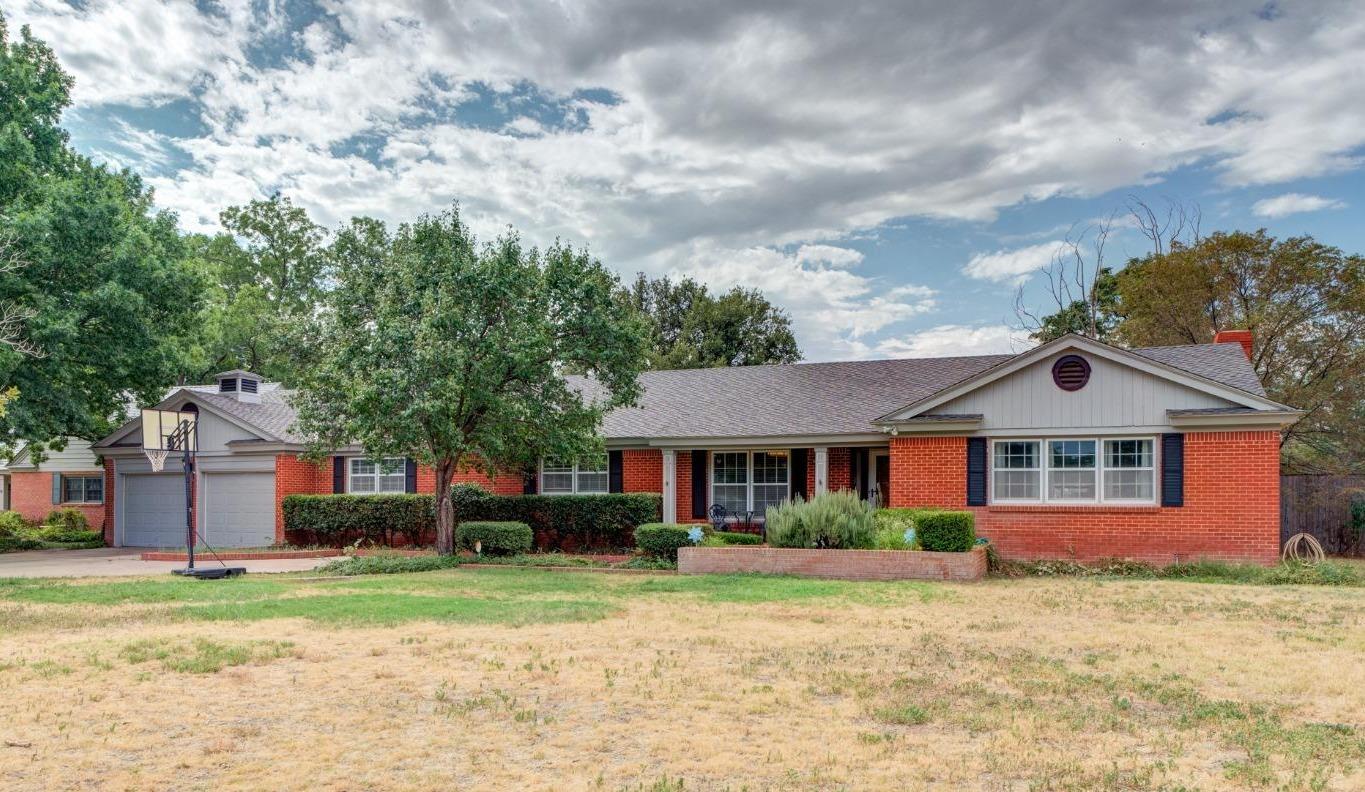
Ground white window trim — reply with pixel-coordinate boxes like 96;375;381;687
709;449;792;514
61;474;105;505
539;457;610;495
347;456;408;494
990;437;1158;506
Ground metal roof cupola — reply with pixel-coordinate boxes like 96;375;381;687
214;370;263;404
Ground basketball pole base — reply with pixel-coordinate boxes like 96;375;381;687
174;567;247;579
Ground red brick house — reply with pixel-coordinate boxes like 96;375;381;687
92;332;1298;564
0;438;107;530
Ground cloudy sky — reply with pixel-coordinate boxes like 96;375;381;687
6;0;1365;360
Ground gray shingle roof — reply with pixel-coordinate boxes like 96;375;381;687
1130;343;1266;397
109;341;1270;446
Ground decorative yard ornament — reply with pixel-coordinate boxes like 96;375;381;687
474;540;483;557
903;528;916;548
688;527;704;545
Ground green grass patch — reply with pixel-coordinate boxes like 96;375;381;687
994;558;1364;586
178;592;616;627
119;637;297;673
628;573;941;604
0;576;292;604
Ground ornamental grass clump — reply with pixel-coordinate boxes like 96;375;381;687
765;491;875;549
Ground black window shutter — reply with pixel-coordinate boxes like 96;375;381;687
52;473;63;504
332;457;345;493
608;450;624;493
404;458;418;493
966;437;987;506
523;466;538;495
791;448;809;500
691;451;707;519
1161;433;1184;507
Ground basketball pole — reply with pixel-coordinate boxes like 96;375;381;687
180;420;196;573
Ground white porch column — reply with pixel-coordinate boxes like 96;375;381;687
814;446;828;495
662;449;676;523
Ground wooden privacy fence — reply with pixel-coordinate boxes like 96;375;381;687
1280;475;1365;556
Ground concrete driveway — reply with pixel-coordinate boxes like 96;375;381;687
0;548;331;578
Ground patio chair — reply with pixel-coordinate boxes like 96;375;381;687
708;503;730;534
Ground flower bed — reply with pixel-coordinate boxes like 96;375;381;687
677;545;987;581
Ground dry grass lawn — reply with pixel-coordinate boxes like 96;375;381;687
1;568;1362;791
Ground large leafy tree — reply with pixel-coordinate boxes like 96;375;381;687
293;208;648;554
1113;231;1365;472
0;13;202;456
626;274;801;368
180;194;328;383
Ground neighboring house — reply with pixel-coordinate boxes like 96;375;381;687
94;332;1299;564
0;438;108;529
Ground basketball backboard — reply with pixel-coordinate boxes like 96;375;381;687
141;408;198;453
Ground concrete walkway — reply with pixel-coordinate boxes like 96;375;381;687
0;548;331;578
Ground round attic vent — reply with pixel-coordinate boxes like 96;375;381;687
1051;354;1091;391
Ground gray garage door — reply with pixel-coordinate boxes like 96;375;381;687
122;474;188;547
202;472;276;548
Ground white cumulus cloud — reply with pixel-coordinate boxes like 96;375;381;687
962;241;1068;284
1251;193;1346;218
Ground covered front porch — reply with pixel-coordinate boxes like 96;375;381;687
654;444;893;529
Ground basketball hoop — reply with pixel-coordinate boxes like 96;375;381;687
145;448;169;472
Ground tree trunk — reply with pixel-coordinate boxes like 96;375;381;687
434;458;457;555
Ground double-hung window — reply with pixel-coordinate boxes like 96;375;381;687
349;457;406;494
540;456;609;495
1102;439;1155;501
711;451;790;514
991;438;1156;504
62;475;104;504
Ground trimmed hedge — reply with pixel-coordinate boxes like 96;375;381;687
283;488;661;552
916;511;975;552
454;486;660;552
634;523;694;560
282;494;434;547
455;521;532;556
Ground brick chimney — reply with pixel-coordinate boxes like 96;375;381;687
1213;329;1253;361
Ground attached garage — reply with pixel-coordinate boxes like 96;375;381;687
200;472;276;548
121;474;189;548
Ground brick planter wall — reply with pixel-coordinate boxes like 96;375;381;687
678;545;987;581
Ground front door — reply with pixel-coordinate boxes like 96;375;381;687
872;451;890;507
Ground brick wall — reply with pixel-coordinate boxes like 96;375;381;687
675;451;692;521
888;436;966;508
887;431;1281;565
275;454;330;543
103;459;115;544
623;449;663;493
449;466;525;495
828;447;851;491
8;470;107;530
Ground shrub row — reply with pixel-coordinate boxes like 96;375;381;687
0;509;103;551
283;487;660;552
452;485;660;552
282;494;433;547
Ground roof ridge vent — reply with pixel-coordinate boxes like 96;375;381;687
214;369;263;403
